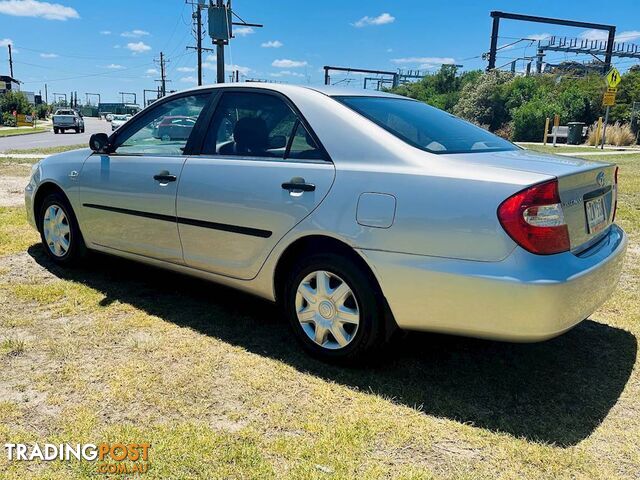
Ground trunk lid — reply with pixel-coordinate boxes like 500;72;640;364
444;149;617;252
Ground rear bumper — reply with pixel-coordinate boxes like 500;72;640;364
359;224;627;342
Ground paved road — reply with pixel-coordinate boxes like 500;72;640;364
0;117;111;152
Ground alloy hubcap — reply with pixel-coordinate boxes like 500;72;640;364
295;270;360;350
43;204;71;257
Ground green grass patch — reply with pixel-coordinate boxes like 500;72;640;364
0;127;48;138
5;144;86;155
521;143;639;154
0;207;38;256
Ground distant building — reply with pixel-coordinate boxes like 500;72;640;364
0;75;20;94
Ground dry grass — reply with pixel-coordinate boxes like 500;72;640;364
0;149;638;479
587;122;637;146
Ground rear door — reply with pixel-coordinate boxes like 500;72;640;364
77;91;212;263
177;89;335;280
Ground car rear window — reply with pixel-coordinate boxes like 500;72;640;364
335;96;518;155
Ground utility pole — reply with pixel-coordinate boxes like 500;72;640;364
186;1;215;86
155;52;168;97
7;44;13;78
44;84;48;104
206;0;263;83
215;0;225;84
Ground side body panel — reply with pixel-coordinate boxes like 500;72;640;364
176;157;335;279
77;154;186;263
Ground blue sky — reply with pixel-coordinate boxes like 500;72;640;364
1;0;639;103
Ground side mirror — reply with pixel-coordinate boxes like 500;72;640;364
269;135;287;149
89;133;109;153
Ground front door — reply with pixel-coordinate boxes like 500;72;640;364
78;92;211;263
177;90;336;280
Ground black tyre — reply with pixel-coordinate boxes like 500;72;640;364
75;127;80;133
283;252;386;362
53;128;58;134
38;192;86;265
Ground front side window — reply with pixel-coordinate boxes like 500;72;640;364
114;93;210;156
202;92;310;159
336;96;518;155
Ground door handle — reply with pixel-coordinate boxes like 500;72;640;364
282;177;315;192
153;171;177;183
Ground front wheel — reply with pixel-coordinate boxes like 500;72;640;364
283;252;386;362
38;192;86;265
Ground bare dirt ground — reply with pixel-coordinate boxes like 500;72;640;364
0;174;28;207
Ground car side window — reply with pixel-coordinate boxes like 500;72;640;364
202;92;298;158
114;93;210;156
287;121;324;160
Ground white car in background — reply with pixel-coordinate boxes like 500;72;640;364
111;114;132;131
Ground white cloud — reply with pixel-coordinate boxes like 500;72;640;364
270;70;304;78
579;29;640;43
100;30;111;35
233;26;254;37
0;0;79;20
391;56;456;68
272;59;307;68
126;41;151;53
180;76;197;83
617;30;640;41
145;68;158;75
0;38;13;47
526;33;551;41
261;40;283;48
39;52;58;58
226;64;251;76
121;29;150;38
177;66;195;72
202;59;250;76
353;12;395;28
105;64;125;70
579;29;608;41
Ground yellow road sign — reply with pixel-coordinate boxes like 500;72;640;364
606;67;621;88
603;90;616;106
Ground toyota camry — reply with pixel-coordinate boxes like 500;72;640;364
24;84;627;361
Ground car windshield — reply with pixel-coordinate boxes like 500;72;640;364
335;96;518;155
55;110;74;115
113;115;127;121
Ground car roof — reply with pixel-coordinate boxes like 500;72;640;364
164;82;408;101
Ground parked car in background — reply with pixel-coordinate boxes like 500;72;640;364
100;112;113;121
152;115;197;141
52;109;84;134
105;113;114;122
25;84;627;362
111;114;132;131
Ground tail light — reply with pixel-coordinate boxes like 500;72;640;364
612;166;619;221
498;179;570;255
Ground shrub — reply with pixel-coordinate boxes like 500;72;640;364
607;122;636;146
0;91;31;115
511;97;560;142
454;71;514;131
1;112;16;127
586;122;636;146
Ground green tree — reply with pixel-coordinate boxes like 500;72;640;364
0;91;31;115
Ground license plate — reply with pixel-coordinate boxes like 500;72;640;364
585;196;607;234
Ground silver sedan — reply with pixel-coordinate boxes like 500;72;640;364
24;84;627;362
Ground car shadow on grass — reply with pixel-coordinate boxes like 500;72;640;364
28;246;637;447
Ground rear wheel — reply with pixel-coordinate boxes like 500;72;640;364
283;252;386;362
53;127;58;134
75;127;80;133
38;192;85;265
